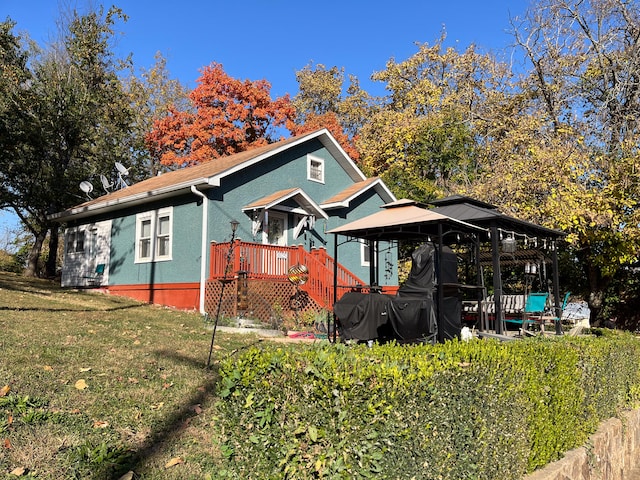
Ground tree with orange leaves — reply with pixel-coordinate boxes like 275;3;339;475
146;63;296;167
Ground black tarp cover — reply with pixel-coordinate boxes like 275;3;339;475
397;243;435;296
334;242;461;343
333;292;393;341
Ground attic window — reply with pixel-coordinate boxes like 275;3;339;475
307;155;324;183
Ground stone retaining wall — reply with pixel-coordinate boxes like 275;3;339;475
524;408;640;480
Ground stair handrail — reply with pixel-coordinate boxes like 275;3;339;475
209;241;366;307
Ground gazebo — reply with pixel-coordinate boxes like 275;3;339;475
328;197;566;343
430;196;566;335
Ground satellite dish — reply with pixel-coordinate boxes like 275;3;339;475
99;174;113;192
115;162;129;176
114;162;129;189
79;181;94;194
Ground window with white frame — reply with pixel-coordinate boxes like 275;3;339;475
135;207;173;263
307;155;324;183
66;229;85;254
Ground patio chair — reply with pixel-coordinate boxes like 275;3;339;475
520;292;549;335
83;263;106;286
543;291;571;334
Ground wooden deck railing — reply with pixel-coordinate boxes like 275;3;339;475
209;241;368;307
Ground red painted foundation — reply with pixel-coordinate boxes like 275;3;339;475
106;282;201;311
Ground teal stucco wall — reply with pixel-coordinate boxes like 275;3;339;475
89;138;397;288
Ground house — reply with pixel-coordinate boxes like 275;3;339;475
49;129;397;319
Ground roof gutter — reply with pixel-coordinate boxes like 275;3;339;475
49;178;211;223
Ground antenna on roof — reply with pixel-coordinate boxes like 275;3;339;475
79;180;94;199
99;174;113;193
114;162;129;189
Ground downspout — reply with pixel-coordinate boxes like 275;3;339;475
191;185;208;314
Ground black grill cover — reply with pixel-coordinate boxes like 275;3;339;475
333;292;393;341
439;296;462;341
397;243;435;297
334;243;462;344
388;297;436;343
438;246;459;285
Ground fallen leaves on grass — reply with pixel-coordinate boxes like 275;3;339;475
43;365;53;371
93;420;109;428
74;379;88;390
10;467;25;476
0;385;10;396
165;457;183;468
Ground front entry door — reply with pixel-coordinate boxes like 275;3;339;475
265;211;287;246
262;211;287;275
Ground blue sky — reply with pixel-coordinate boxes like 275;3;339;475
0;0;531;238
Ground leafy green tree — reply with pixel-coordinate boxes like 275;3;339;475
0;7;136;277
479;0;640;324
356;37;504;201
125;52;190;177
292;63;375;159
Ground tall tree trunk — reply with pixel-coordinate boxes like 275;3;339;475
45;226;59;278
24;228;47;277
585;263;610;328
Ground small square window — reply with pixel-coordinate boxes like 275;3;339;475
307;155;324;183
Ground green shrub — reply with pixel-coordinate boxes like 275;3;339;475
213;332;640;479
0;250;23;273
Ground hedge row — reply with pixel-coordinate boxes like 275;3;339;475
213;330;640;479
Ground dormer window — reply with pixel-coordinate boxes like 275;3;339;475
307;155;324;184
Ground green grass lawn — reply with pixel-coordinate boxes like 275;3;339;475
0;271;268;479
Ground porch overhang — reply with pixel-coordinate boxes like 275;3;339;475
242;188;328;220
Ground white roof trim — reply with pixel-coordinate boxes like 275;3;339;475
49;178;210;222
321;178;396;210
242;188;328;219
49;129;367;222
208;128;366;186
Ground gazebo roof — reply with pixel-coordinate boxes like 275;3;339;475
429;195;565;239
327;200;485;241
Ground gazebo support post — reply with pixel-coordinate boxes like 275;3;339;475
490;224;504;334
436;223;445;343
475;234;485;330
552;240;562;335
368;240;377;288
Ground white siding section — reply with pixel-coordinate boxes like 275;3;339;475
61;220;112;287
